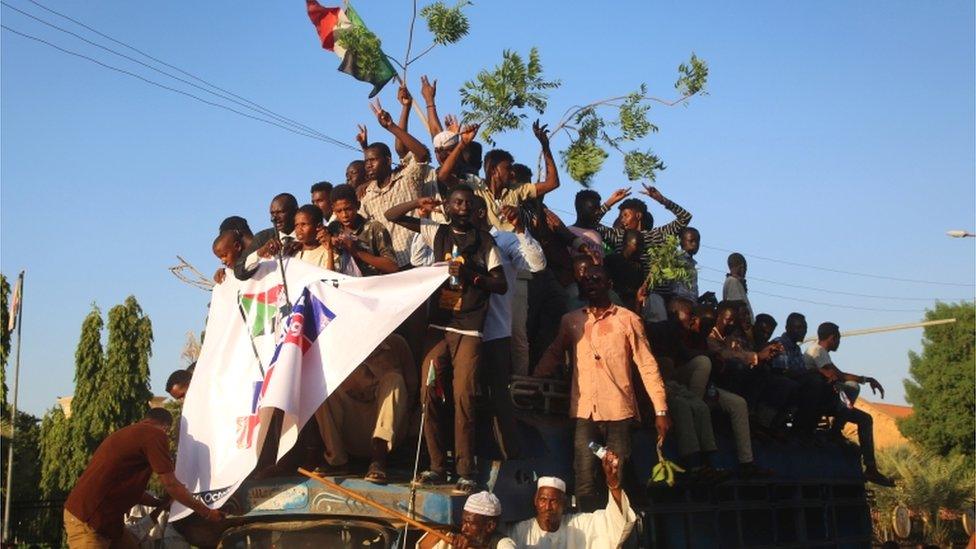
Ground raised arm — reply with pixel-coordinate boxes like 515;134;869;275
420;75;443;138
532;120;560;196
370;99;429;163
437;124;479;188
384;197;440;233
393;86;412;159
641;185;691;237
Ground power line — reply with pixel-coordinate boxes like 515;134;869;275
24;0;311;128
1;24;356;148
698;265;973;302
1;1;358;151
699;277;927;313
700;244;974;287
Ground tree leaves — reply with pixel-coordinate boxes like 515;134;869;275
675;52;709;98
644;234;693;288
618;84;656;141
459;47;561;144
420;1;471;46
899;302;975;465
335;25;386;81
624;149;666;182
561;139;608;187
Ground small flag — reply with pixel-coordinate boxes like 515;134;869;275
306;0;396;98
239;285;284;338
426;360;445;402
7;272;22;332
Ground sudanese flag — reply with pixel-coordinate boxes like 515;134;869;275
306;0;396;98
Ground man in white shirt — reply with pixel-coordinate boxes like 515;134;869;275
722;252;753;323
804;322;894;487
471;196;546;460
507;450;637;548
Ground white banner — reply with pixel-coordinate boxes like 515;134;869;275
171;258;446;520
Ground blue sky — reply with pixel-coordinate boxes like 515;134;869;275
2;0;973;417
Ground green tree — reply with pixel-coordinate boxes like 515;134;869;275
0;273;10;409
39;406;72;498
63;304;105;483
872;445;974;546
899;302;975;462
99;296;154;432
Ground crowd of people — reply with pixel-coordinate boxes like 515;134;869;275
66;77;895;548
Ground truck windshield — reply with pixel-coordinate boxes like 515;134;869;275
218;519;394;549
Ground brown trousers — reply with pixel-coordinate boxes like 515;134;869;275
420;328;480;478
64;510;139;549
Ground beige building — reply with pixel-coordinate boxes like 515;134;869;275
842;399;913;449
56;395;169;419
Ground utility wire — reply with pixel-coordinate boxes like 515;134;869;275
1;24;356;148
25;0;310;129
699;277;927;313
700;244;975;287
2;1;358;151
698;265;972;302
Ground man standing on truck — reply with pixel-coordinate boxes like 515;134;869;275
418;491;515;549
507;449;637;548
63;408;223;548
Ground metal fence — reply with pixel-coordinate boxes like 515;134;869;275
4;499;65;548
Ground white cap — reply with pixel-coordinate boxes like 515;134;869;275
463;491;502;517
433;131;459;150
537;476;566;493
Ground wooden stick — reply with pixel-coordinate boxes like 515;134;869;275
298;468;454;545
801;318;957;343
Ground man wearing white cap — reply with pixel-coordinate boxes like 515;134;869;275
507;450;637;548
418;491;516;549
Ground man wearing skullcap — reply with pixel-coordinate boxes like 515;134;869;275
506;450;637;548
417;491;516;549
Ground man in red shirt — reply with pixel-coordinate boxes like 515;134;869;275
63;408;223;548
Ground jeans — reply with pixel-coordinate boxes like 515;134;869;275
574;418;632;513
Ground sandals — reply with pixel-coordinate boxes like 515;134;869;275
452;478;478;496
364;462;388;485
415;470;447;486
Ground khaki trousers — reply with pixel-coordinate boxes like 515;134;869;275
315;371;408;466
674;355;754;464
64;510;139;549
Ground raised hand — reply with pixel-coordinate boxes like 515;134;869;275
459;123;480;145
606;187;632;207
420;75;437;104
602;450;622;490
640;184;665;203
369;99;393;129
356;124;369;150
397;85;413;107
417;197;442;215
532;119;550;148
444;114;460;134
213;268;226;284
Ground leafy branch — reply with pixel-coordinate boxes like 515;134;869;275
644;234;694;288
459;47;561;144
549;53;709;186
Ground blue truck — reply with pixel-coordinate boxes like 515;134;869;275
174;376;873;548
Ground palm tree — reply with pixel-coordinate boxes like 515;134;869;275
872;445;974;546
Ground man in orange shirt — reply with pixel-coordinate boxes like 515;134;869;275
535;263;671;512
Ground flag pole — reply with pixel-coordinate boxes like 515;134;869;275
2;271;25;543
403;360;436;548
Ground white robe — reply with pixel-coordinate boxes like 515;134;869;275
506;492;637;548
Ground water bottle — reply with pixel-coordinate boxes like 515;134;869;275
588;442;607;459
449;244;461;287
